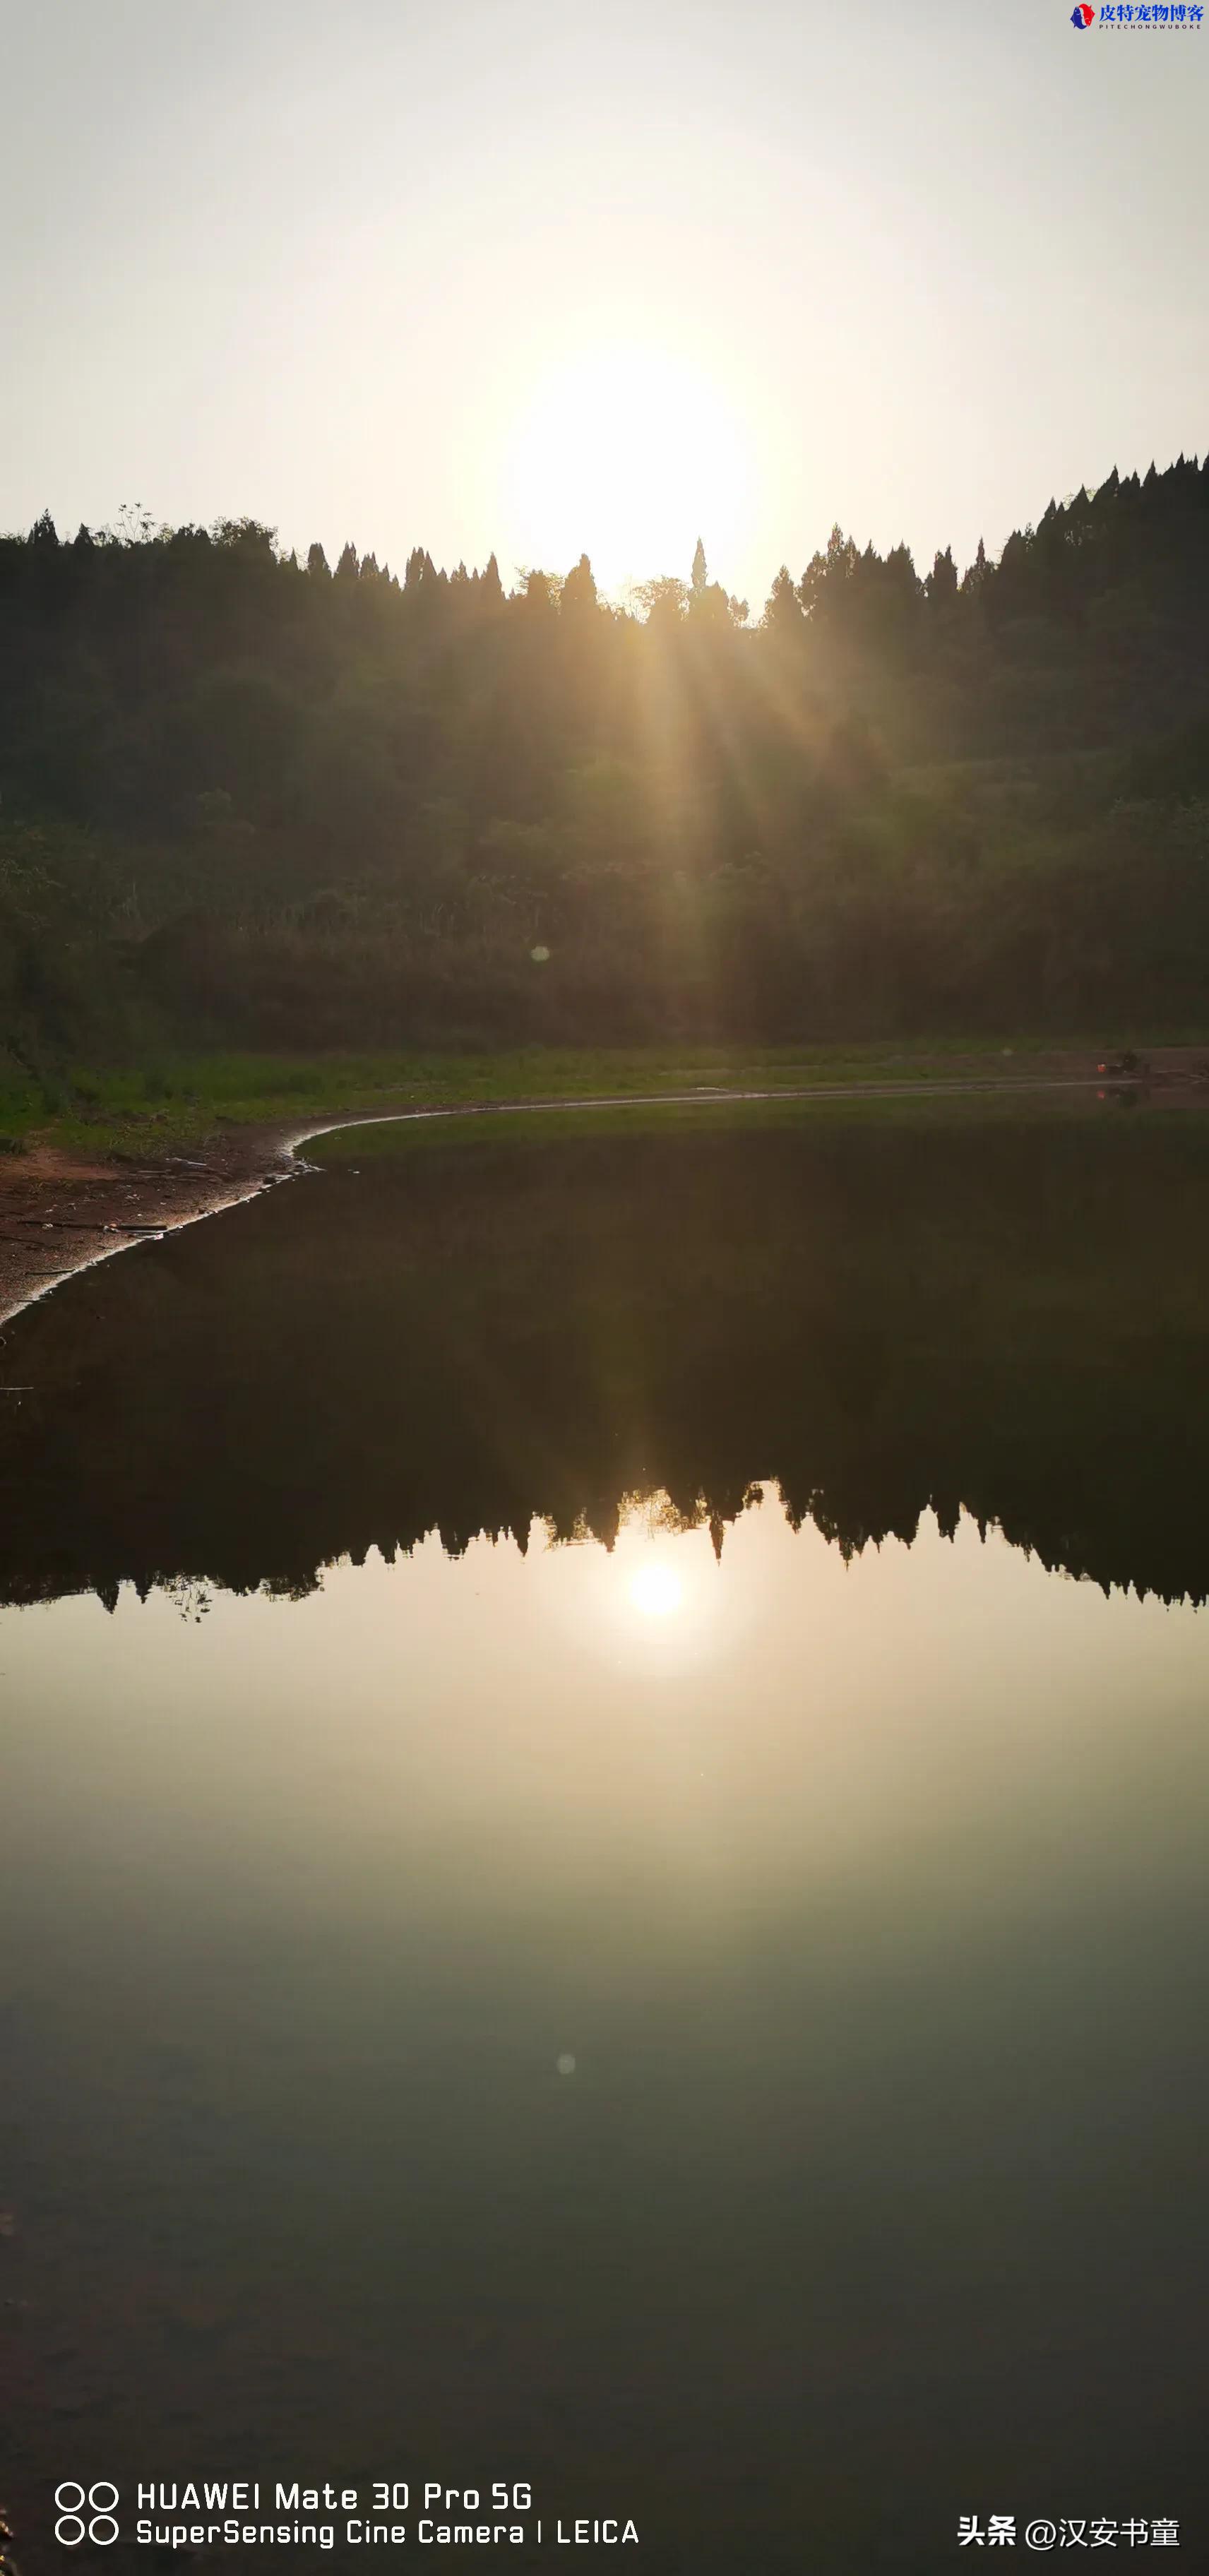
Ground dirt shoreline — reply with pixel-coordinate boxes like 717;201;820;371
2;1057;1206;1335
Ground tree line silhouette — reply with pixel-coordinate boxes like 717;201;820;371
4;452;1209;1061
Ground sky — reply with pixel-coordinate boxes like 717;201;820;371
2;0;1206;607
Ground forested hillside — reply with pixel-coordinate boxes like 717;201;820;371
4;453;1209;1066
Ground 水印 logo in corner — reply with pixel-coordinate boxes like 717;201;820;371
54;2483;119;2548
1078;3;1205;23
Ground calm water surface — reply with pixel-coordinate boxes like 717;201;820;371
1;1114;1207;2572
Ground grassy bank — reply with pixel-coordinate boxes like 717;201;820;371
0;1034;1177;1159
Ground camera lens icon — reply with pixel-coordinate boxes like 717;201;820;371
54;2482;119;2546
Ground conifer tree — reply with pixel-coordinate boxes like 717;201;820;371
926;547;958;609
962;537;989;593
561;554;597;618
763;566;803;632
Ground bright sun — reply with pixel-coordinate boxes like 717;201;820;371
502;342;751;598
628;1561;684;1619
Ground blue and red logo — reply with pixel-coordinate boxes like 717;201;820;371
1071;3;1095;20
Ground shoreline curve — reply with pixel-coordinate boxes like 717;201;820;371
0;1071;1162;1340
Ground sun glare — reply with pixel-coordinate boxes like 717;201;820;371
628;1561;685;1619
502;342;751;597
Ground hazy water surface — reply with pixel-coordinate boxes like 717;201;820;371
1;1114;1207;2572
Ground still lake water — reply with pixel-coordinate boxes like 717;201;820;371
1;1111;1208;2572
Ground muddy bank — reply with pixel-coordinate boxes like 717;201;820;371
0;1124;295;1335
2;1057;1206;1334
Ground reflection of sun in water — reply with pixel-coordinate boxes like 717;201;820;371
628;1562;684;1619
537;1493;768;1673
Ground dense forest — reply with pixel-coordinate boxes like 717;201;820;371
3;452;1209;1063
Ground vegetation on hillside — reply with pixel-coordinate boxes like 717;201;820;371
3;454;1209;1072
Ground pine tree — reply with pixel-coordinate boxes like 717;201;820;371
926;547;958;609
961;537;989;594
561;554;597;619
763;566;804;633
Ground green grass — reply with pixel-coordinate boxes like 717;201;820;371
0;1034;1200;1159
314;1084;1209;1163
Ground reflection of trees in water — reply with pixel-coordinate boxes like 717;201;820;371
4;1121;1209;1611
